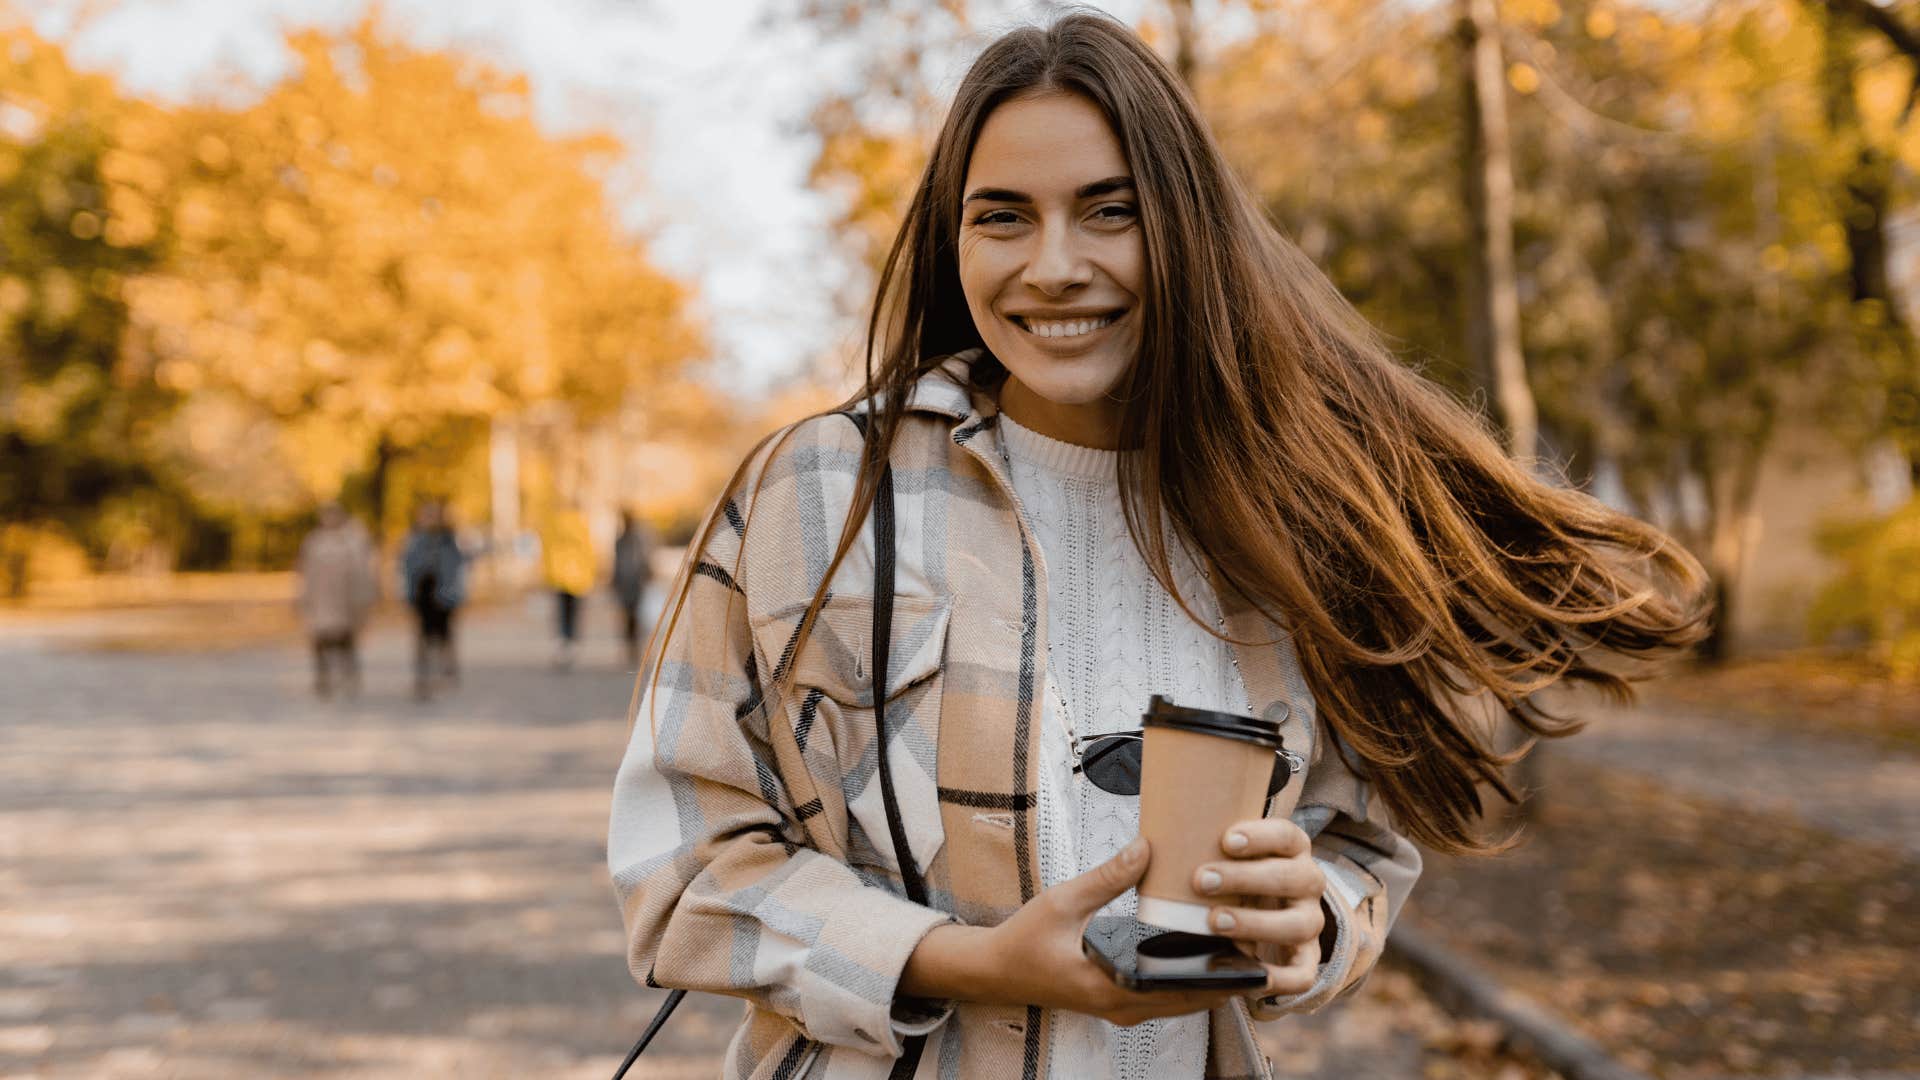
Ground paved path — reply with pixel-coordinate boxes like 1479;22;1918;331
1555;699;1920;857
1;601;1459;1079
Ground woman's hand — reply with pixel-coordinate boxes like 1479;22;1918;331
987;837;1247;1024
1190;818;1326;997
902;838;1242;1025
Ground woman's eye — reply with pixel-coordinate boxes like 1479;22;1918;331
1093;203;1138;223
972;209;1022;227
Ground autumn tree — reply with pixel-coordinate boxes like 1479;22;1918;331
130;16;702;544
1814;0;1920;484
1458;0;1539;460
0;26;179;593
776;0;989;313
1208;0;1865;659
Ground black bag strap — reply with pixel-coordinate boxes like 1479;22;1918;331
609;987;684;1079
863;412;931;1080
864;414;929;911
615;410;928;1079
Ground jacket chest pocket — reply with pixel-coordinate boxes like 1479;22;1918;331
764;592;951;882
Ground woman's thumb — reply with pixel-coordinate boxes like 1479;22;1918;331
1060;837;1149;916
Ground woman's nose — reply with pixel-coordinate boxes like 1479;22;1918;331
1021;220;1092;295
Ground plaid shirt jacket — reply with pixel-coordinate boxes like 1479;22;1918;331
609;353;1422;1080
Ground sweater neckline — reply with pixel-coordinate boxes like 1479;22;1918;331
998;412;1123;480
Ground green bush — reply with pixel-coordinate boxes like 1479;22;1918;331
1811;498;1920;681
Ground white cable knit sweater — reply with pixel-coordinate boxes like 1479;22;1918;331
998;413;1255;1080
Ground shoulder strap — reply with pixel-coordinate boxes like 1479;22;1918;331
847;412;933;1080
851;412;930;909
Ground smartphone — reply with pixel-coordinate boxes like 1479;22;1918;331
1081;915;1268;992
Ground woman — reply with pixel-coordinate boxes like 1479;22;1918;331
296;502;378;698
609;13;1705;1080
540;504;596;671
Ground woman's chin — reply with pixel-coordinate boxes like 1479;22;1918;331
1005;365;1128;407
992;345;1134;407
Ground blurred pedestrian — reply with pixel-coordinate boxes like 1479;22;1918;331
399;501;466;700
608;14;1710;1079
540;504;595;671
296;502;377;698
610;509;653;670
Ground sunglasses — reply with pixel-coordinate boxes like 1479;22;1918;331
1070;730;1305;799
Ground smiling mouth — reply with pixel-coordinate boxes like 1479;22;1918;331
1009;311;1123;340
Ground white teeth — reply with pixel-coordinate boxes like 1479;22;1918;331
1018;314;1117;339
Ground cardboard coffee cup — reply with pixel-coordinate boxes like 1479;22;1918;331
1135;695;1287;935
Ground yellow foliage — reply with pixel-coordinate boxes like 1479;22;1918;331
0;523;91;590
115;13;707;511
1813;500;1920;682
1504;0;1563;30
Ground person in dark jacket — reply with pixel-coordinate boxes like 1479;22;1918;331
399;501;467;701
610;509;653;670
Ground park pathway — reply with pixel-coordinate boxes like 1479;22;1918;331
1;600;1457;1079
1555;698;1920;858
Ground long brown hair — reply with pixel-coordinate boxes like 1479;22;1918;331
650;10;1708;855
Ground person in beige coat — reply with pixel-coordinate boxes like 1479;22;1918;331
297;502;378;698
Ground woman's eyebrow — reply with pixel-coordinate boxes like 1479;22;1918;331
1076;176;1134;198
963;186;1030;206
962;176;1136;206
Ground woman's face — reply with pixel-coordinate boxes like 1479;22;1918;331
958;90;1144;449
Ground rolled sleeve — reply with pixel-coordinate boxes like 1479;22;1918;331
1251;853;1385;1016
1247;804;1421;1020
799;886;957;1055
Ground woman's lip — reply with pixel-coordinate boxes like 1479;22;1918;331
1008;309;1126;326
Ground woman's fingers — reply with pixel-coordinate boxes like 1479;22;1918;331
1204;898;1324;943
1259;947;1320;997
1193;854;1323;903
1219;817;1310;859
1049;837;1149;921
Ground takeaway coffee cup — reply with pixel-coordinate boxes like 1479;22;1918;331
1134;695;1288;935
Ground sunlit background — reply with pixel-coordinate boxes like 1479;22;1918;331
3;1;1916;1078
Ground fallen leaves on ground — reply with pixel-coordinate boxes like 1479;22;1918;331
1411;755;1920;1077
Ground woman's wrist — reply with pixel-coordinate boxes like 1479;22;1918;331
899;923;1003;1003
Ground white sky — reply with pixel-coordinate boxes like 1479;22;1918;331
26;0;1150;394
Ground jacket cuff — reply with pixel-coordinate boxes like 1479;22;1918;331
889;996;957;1039
803;886;956;1057
1248;856;1371;1018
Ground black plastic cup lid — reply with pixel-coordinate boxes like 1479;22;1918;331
1141;695;1285;750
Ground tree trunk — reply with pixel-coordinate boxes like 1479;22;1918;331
1457;0;1539;462
1696;429;1770;663
1819;4;1920;482
1167;0;1199;91
3;546;27;600
369;433;397;545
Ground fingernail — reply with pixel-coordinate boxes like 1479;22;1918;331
1123;837;1146;865
1213;910;1236;931
1197;869;1222;894
1224;831;1248;852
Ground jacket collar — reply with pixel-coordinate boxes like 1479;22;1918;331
851;349;993;423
